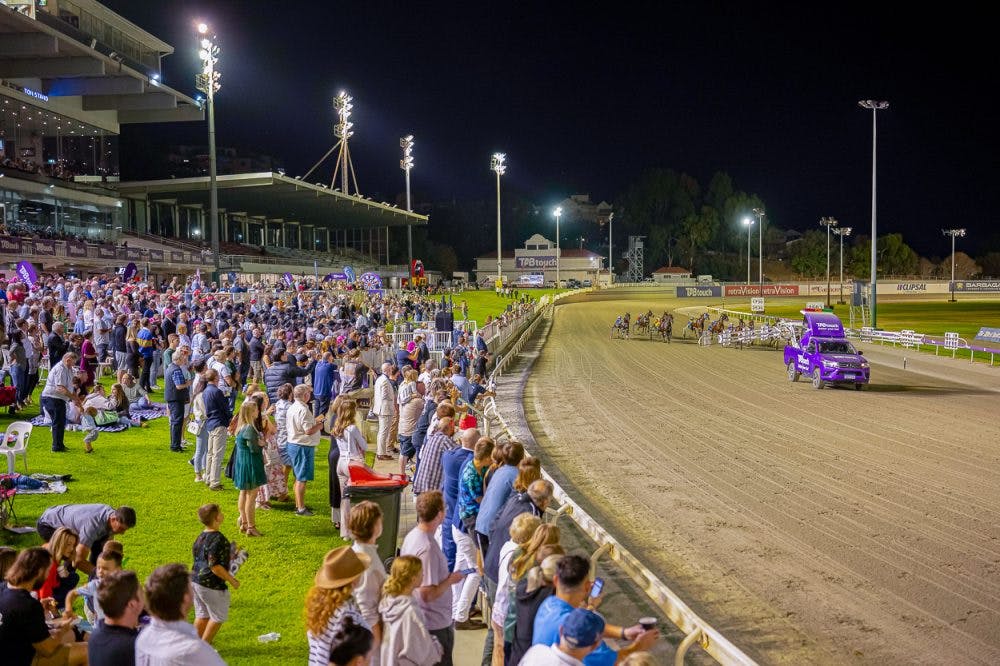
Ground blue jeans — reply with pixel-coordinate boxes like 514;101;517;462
194;425;209;473
11;365;27;404
41;397;67;451
167;400;185;450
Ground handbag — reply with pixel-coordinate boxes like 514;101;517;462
186;419;203;436
94;409;120;427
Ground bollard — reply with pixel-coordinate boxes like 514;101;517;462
903;357;907;370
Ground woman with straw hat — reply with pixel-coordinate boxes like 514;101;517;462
305;546;371;665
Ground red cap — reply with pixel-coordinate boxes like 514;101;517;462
459;414;477;430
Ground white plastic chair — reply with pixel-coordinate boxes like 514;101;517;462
2;421;32;475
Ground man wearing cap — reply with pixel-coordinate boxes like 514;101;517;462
306;545;370;664
531;555;658;666
520;608;606;666
36;504;136;576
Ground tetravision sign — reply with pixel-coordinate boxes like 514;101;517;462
723;284;799;297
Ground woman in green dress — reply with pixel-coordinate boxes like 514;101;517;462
233;399;266;537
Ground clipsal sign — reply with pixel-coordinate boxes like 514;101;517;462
516;256;557;269
896;282;927;291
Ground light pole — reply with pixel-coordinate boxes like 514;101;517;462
833;226;852;304
608;212;614;282
820;217;838;307
553;206;563;287
742;217;754;285
753;207;765;298
943;228;966;302
196;23;221;283
400;134;414;285
859;99;889;327
491;153;506;288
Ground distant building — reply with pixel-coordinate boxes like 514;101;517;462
475;233;604;284
165;145;283;178
553;194;613;227
651;266;692;283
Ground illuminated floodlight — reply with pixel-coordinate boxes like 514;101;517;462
197;23;208;34
491;152;506;176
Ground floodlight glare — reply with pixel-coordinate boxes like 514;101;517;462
491;152;507;176
197;23;208;34
492;152;507;284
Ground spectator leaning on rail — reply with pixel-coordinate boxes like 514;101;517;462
532;555;659;666
484;480;553;585
36;503;136;576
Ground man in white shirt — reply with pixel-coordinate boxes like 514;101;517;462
286;384;325;516
40;351;79;452
372;363;397;460
135;563;225;666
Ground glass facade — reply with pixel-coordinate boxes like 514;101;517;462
0;184;121;242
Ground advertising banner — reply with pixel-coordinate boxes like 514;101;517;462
66;241;88;258
126;247;142;260
343;266;356;283
516;255;557;269
0;235;22;253
16;260;38;287
802;282;850;296
974;327;1000;344
171;251;185;263
148;249;164;262
323;272;348;282
359;271;383;292
283;272;293;286
32;239;56;255
677;285;722;298
97;245;117;260
952;280;1000;293
723;284;799;297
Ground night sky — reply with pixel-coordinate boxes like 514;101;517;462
107;1;997;256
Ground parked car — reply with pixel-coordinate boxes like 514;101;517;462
582;279;592;287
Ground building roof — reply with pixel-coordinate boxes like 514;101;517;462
117;172;427;230
653;266;691;274
560;249;602;258
478;250;517;259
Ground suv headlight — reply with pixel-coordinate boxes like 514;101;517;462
822;360;839;368
860;361;869;368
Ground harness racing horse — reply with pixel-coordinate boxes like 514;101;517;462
634;310;653;338
685;312;709;339
611;315;630;340
655;312;673;342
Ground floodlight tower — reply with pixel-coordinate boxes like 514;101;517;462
491;153;506;287
742;217;754;285
859;99;889;326
608;212;614;281
753;207;765;297
553;206;563;287
195;22;221;281
943;228;967;302
331;91;360;195
833;226;852;304
400;135;414;281
820;217;838;306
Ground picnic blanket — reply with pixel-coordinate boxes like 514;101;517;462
29;402;166;431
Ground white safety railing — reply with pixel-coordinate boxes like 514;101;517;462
480;299;757;666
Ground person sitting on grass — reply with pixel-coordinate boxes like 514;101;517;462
135;563;225;665
87;570;143;666
190;503;241;645
0;547;88;666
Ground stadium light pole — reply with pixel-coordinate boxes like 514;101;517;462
820;217;838;307
859;99;888;327
833;226;852;304
553;206;563;287
753;207;765;299
742;217;754;285
196;22;221;283
400;134;414;284
943;228;966;302
608;212;614;282
491;153;506;288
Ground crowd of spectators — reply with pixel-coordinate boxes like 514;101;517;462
0;271;658;664
1;155;79;181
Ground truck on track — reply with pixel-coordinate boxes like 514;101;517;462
784;311;870;390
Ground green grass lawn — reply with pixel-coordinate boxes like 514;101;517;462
1;377;344;664
449;288;566;325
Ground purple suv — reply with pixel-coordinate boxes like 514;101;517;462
784;311;870;390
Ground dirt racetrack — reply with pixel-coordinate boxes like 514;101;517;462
523;292;1000;665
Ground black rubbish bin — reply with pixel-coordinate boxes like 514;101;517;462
345;464;409;566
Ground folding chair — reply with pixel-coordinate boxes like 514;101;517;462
0;474;16;527
2;421;32;475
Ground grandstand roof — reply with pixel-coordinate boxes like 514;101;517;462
0;3;202;132
117;172;428;230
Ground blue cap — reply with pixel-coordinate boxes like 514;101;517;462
561;608;606;648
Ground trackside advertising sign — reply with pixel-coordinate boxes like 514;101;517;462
516;256;557;269
974;327;1000;344
952;280;1000;293
677;286;722;297
724;284;799;297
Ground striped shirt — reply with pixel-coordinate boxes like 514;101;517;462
306;599;367;666
412;430;457;495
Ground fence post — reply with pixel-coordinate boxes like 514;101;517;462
674;628;704;666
